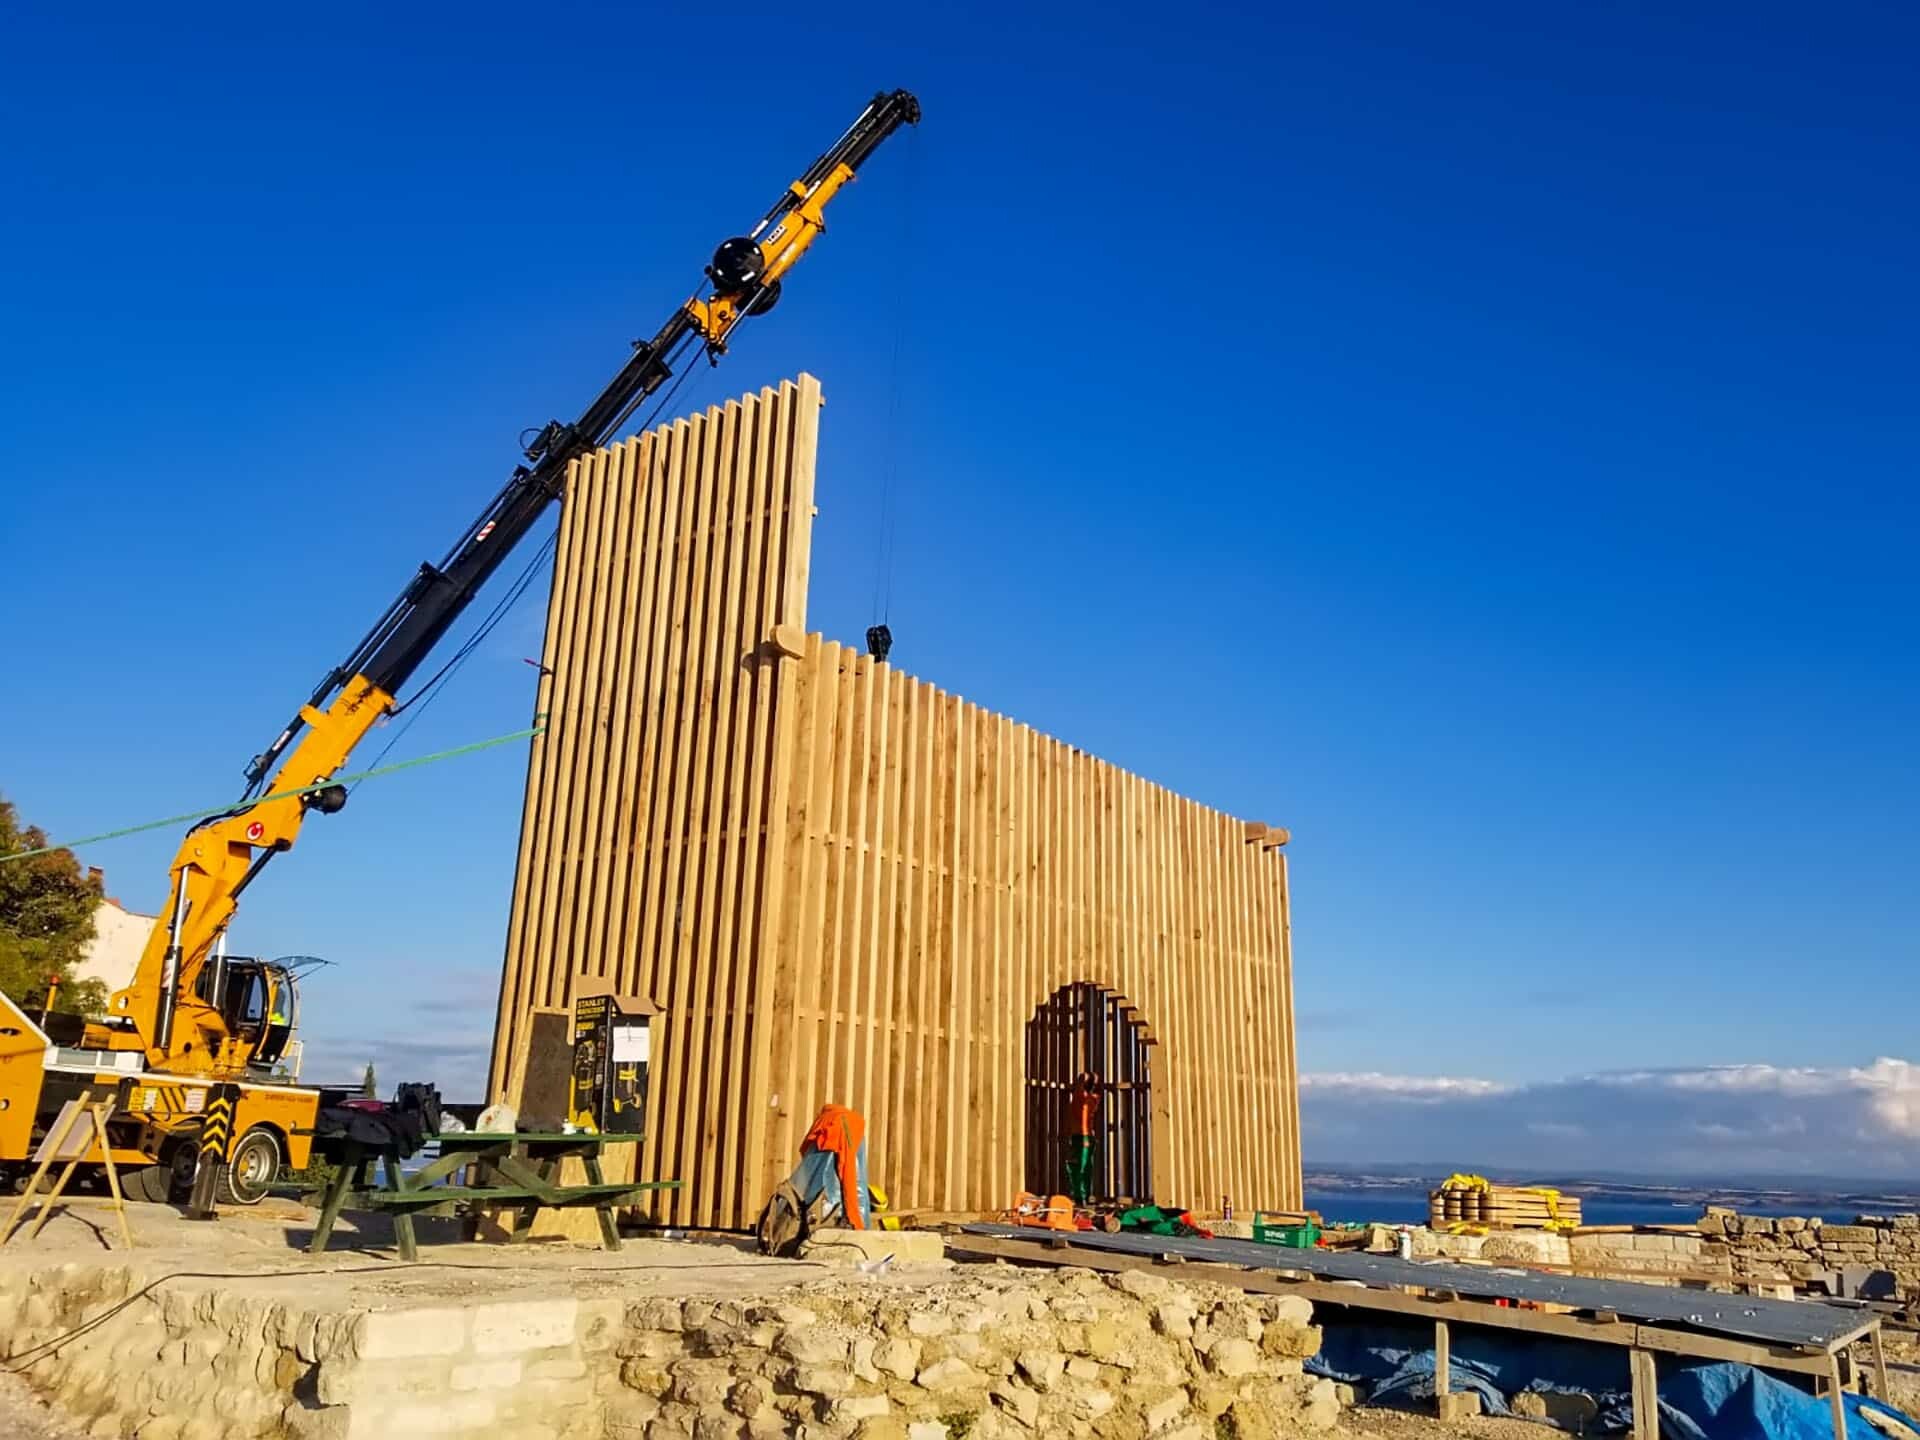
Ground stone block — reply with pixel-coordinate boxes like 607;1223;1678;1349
1208;1340;1261;1378
791;1366;855;1398
1112;1270;1175;1302
906;1425;949;1440
799;1229;946;1266
875;1338;920;1381
451;1358;526;1391
1824;1226;1877;1244
915;1358;985;1393
471;1299;580;1355
1065;1358;1102;1382
1513;1390;1600;1428
1261;1322;1321;1360
345;1395;498;1439
1151;1304;1194;1340
1143;1391;1188;1431
777;1326;851;1368
1435;1392;1482;1422
833;1395;892;1422
1014;1350;1064;1392
356;1308;469;1360
991;1380;1041;1427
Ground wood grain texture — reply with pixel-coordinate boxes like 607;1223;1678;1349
492;374;1301;1228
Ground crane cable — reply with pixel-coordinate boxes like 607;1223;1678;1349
352;355;709;790
868;125;921;660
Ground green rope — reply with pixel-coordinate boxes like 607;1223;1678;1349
0;720;548;864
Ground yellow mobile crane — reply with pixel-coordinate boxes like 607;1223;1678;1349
0;90;920;1205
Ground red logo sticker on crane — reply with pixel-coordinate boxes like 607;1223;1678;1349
245;821;265;843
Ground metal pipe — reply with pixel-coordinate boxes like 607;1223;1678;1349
155;872;190;1052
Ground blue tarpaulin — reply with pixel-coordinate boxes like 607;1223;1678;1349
1308;1318;1919;1439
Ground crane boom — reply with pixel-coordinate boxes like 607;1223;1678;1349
99;89;920;1070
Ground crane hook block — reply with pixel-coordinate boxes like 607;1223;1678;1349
866;624;893;663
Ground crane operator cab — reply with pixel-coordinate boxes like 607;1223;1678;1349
194;957;301;1077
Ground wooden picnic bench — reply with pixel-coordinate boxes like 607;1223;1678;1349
298;1130;677;1260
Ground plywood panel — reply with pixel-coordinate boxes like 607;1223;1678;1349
493;374;1300;1229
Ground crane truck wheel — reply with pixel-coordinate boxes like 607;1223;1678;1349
127;1142;195;1204
216;1127;282;1206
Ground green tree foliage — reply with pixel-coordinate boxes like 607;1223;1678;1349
361;1060;379;1099
0;795;109;1017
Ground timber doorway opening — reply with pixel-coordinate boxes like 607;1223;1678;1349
1024;982;1154;1205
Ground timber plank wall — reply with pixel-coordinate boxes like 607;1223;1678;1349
490;375;1302;1229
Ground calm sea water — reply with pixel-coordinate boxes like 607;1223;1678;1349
1302;1187;1871;1228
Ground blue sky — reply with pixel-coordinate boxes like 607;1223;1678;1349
2;2;1914;1176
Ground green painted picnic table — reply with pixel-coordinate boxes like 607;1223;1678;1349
300;1130;678;1260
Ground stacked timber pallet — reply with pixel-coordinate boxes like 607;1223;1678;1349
1431;1175;1583;1231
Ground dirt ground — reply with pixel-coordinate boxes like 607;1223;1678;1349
0;1196;883;1310
0;1371;83;1440
1343;1412;1558;1440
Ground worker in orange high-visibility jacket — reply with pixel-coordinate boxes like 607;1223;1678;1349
1066;1072;1100;1207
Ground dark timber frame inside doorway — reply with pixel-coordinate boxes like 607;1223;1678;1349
1025;981;1157;1204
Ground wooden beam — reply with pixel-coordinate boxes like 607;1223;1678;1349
1434;1318;1451;1398
1629;1348;1658;1440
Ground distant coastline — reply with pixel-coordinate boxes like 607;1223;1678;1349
1298;1165;1920;1227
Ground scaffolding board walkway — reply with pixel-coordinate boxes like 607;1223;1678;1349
955;1225;1886;1440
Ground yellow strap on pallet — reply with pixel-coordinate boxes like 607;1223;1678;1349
1439;1172;1490;1192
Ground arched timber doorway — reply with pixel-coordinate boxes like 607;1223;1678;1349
1024;982;1154;1205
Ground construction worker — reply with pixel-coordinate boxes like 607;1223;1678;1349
1066;1071;1100;1207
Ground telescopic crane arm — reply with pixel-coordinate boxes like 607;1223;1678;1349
103;89;920;1071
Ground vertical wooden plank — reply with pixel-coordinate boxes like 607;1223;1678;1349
721;378;791;1221
599;431;663;1000
1277;851;1301;1205
869;665;908;1181
905;680;941;1208
548;444;624;1012
938;695;967;1210
516;448;606;1030
1827;1355;1847;1440
1629;1347;1657;1440
839;653;878;1112
491;445;587;1096
1435;1321;1451;1399
575;436;643;990
655;403;729;1224
676;398;747;1227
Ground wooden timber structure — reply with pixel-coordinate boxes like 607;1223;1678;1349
489;375;1302;1229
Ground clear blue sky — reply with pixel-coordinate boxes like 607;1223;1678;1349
2;2;1914;1171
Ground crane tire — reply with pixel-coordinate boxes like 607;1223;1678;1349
126;1163;173;1204
217;1128;281;1206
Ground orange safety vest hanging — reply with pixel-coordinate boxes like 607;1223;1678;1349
801;1104;868;1231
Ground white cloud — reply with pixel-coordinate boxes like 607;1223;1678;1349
1301;1072;1511;1099
1301;1058;1920;1179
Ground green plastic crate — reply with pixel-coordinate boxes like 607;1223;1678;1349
1252;1215;1320;1248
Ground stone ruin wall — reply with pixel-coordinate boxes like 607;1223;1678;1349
1568;1210;1920;1294
0;1259;1340;1440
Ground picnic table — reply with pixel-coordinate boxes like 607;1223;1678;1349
300;1130;678;1260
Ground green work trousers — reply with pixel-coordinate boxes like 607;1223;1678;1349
1065;1135;1095;1206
